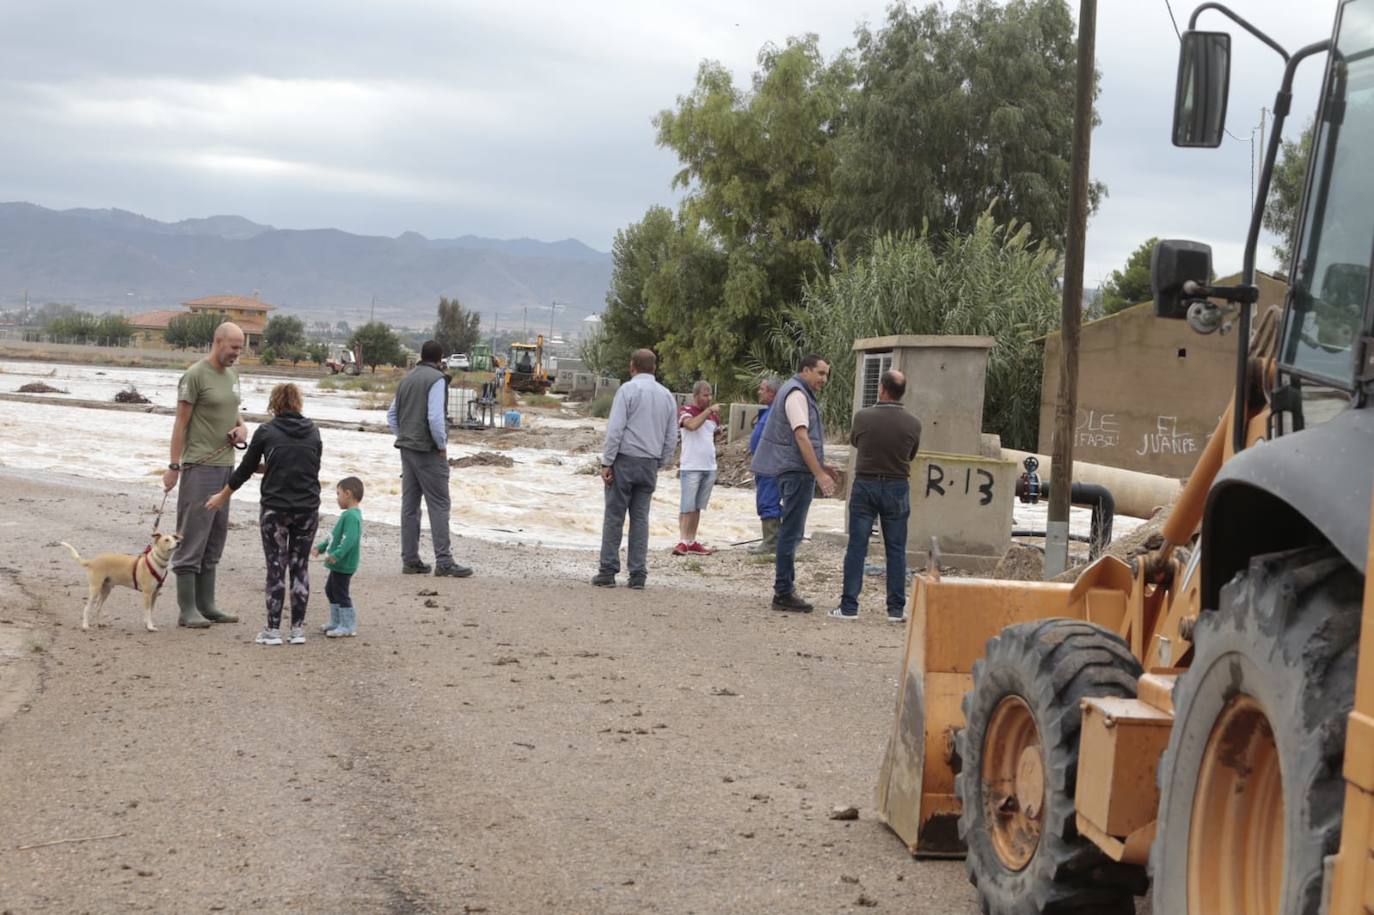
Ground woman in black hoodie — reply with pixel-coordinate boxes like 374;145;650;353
206;383;322;645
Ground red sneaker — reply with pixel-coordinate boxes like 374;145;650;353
687;541;714;555
672;542;690;555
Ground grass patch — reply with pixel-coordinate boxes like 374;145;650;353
521;394;560;408
748;555;775;565
357;392;392;411
683;559;704;573
23;633;48;654
315;374;401;394
588;392;615;419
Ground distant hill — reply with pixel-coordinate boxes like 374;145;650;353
0;202;612;330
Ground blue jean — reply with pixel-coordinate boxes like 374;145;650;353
841;479;911;616
774;471;816;597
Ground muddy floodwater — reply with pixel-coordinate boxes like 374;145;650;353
0;359;1132;553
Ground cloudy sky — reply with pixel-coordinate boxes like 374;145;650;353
0;0;1341;287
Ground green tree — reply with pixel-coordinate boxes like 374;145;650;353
95;313;133;345
263;314;307;352
652;35;853;387
434;296;481;356
593;206;678;377
164;312;222;349
1099;236;1159;315
306;342;330;365
1263;121;1312;273
755;212;1061;450
826;0;1101;252
348;321;405;372
45;311;88;342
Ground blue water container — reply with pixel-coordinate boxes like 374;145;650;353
504;410;522;429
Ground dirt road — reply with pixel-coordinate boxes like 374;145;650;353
0;469;982;913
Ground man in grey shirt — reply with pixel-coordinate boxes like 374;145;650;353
593;348;678;589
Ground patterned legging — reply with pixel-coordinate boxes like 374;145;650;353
259;508;319;629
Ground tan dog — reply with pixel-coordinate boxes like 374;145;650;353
59;533;181;632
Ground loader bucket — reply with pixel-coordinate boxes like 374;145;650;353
875;558;1134;855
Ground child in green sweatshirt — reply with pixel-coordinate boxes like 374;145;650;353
315;476;364;638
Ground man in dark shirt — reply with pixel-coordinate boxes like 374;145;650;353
829;370;922;622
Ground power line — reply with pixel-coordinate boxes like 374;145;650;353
1163;0;1182;41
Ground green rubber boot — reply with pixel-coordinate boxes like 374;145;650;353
194;568;238;623
749;518;780;555
175;573;212;629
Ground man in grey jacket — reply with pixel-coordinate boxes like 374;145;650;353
387;340;472;578
592;348;678;589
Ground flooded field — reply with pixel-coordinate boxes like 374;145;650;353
0;358;1130;553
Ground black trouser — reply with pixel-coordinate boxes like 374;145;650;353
259;508;319;629
325;571;354;609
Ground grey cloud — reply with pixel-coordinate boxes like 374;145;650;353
0;0;1345;280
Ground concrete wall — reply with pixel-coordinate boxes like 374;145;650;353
571;372;597;397
727;403;766;445
852;335;994;457
595;377;622;399
1036;273;1287;478
908;451;1015;558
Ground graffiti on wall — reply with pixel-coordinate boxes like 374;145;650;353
1075;409;1120;448
1070;408;1201;460
1135;416;1200;456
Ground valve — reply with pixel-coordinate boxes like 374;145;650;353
1016;456;1041;504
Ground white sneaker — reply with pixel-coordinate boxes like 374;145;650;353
288;626;306;645
827;607;858;620
255;628;283;646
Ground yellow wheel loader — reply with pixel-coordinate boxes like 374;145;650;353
875;3;1374;912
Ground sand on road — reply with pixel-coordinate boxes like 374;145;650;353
0;469;983;913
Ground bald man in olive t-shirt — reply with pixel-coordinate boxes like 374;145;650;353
162;322;249;629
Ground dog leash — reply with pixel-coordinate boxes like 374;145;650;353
152;434;247;534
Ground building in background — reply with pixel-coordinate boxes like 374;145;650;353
127;293;278;351
183;294;275;350
1036;271;1287;478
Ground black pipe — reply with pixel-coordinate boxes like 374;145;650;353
1012;530;1093;544
1016;472;1115;560
1070;482;1115;560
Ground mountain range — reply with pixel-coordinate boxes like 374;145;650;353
0;202;612;331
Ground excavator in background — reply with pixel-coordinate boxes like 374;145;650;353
497;335;552;395
325;343;361;376
876;3;1374;912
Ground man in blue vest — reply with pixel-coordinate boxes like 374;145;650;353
387;340;472;578
749;354;838;612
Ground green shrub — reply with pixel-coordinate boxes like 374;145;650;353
754;214;1061;450
588;392;616;418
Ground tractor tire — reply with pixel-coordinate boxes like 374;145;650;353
956;619;1147;914
1150;547;1361;915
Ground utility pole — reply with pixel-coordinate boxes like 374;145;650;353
1046;0;1097;579
370;295;375;324
522;304;528;339
548;300;558;340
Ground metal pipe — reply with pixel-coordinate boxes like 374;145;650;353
1070;481;1115;559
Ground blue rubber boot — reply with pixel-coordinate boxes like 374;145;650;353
327;605;356;638
320;603;340;634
